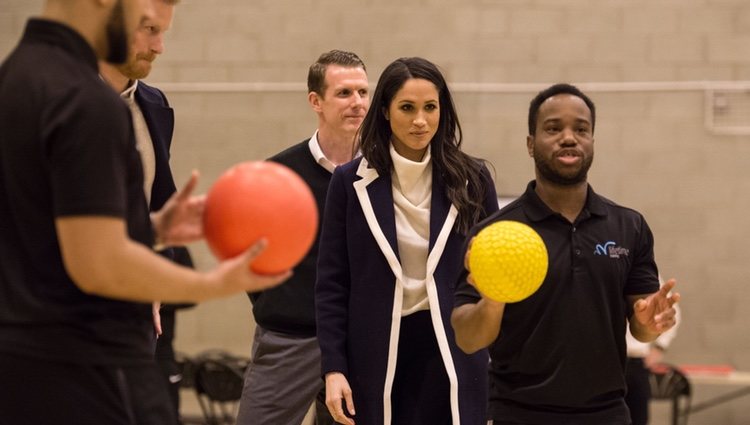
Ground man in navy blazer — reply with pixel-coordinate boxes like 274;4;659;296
100;0;179;213
100;0;193;420
136;80;178;215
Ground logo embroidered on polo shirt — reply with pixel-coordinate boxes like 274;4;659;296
594;241;630;258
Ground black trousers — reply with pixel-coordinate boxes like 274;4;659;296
391;310;452;425
625;357;651;425
0;352;176;425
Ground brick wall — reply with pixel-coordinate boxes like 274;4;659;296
3;1;749;422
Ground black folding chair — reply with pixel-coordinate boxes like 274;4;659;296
650;363;692;425
175;351;197;390
192;350;249;425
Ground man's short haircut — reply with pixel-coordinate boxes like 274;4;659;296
307;50;366;97
528;83;596;135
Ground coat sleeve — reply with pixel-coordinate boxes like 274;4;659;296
315;167;352;377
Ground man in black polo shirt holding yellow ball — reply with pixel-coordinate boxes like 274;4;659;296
452;83;681;425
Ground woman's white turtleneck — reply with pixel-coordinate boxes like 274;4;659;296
390;143;432;316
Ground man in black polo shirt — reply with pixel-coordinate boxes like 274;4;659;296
0;1;287;424
452;83;681;425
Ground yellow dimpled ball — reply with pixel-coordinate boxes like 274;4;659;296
468;220;548;303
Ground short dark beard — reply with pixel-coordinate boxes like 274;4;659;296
534;150;593;186
105;0;129;64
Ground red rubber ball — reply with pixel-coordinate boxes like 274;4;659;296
203;161;318;275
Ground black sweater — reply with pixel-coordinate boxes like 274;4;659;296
249;140;332;336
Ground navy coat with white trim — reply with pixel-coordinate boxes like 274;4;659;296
316;156;498;425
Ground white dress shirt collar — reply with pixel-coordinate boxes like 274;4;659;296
307;131;336;174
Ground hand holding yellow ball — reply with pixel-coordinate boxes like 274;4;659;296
467;220;549;303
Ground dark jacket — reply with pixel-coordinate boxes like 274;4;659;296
316;156;498;424
134;81;176;213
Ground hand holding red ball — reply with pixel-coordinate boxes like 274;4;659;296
203;161;318;275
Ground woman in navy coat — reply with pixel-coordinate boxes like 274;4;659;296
316;57;498;425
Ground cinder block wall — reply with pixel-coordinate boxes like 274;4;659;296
3;1;750;423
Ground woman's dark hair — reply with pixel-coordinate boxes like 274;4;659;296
355;57;489;234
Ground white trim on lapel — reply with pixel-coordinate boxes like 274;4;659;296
426;204;457;277
425;204;461;424
353;158;403;425
353;158;403;280
425;275;461;423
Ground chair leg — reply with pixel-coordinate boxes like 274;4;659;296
195;395;212;425
673;397;690;425
679;398;690;425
